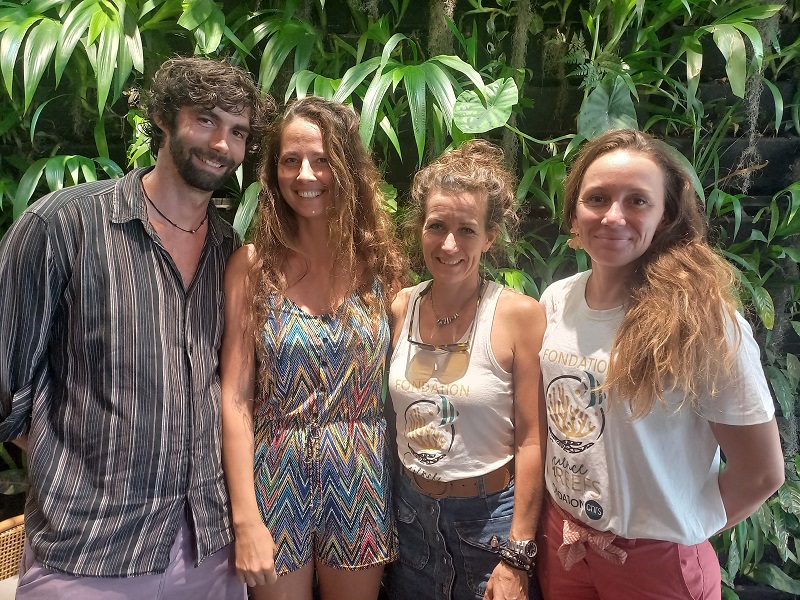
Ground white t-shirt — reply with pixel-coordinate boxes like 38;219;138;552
539;271;775;545
389;280;514;481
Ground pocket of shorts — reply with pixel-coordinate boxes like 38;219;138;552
454;514;512;596
394;493;430;570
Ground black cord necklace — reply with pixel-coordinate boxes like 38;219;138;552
142;185;208;234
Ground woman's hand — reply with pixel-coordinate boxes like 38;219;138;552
484;561;529;600
233;520;279;588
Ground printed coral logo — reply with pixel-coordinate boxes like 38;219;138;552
546;373;606;454
403;396;459;465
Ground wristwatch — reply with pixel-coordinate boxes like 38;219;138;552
505;539;538;561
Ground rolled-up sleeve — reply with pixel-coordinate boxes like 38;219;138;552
0;212;58;441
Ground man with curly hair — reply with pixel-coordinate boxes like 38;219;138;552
0;56;274;599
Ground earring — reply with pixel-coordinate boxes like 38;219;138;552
567;227;582;250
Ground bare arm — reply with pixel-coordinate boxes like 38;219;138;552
220;245;277;587
389;287;413;351
486;292;547;600
709;418;784;531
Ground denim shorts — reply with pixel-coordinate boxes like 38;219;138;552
384;469;541;600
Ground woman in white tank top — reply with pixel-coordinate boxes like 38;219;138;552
384;140;547;600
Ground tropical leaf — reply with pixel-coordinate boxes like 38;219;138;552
577;74;638;139
55;0;98;85
232;181;261;240
22;18;59;111
751;563;800;594
453;78;518;134
1;16;41;98
14;157;48;217
258;21;317;93
708;24;746;98
332;56;381;103
766;365;794;417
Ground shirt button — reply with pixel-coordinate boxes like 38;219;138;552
429;506;435;515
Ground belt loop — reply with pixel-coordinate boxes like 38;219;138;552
477;474;487;498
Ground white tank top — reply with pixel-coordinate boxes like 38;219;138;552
389;280;514;481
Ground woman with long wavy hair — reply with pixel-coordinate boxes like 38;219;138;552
220;96;406;600
536;128;784;599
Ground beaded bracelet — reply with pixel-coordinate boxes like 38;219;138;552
498;547;534;575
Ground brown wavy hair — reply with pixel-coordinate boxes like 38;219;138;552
408;138;520;263
563;129;740;418
248;96;406;384
143;56;274;156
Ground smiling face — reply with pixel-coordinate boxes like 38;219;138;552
277;117;335;222
163;105;250;192
572;149;666;279
421;188;497;285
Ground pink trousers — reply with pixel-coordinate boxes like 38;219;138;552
537;497;722;599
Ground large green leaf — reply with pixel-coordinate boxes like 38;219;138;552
197;4;225;55
177;0;214;30
55;0;98;85
577;74;638;139
751;563;800;594
402;64;427;164
765;365;794;417
359;69;393;148
232;181;261;240
751;285;774;330
432;55;485;96
44;155;68;192
14;157;48;217
23;18;59;111
94;21;120;113
453;77;518;134
709;25;746;98
1;16;41;98
258;22;317;93
332;56;380;103
420;62;456;129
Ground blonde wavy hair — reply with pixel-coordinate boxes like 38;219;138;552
564;129;741;418
247;97;406;387
408;138;520;265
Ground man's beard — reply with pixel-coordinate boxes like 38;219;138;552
169;134;237;192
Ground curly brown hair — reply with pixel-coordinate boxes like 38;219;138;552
247;96;407;384
143;56;274;156
563;129;741;417
408;139;520;263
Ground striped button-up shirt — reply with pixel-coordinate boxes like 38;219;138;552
0;167;240;576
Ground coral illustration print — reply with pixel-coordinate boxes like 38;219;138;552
403;396;459;466
546;372;606;454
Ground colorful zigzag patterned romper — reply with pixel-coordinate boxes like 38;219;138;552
253;282;397;574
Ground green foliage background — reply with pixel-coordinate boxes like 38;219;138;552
1;0;799;595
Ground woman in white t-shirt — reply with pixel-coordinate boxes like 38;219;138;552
385;140;546;600
537;128;784;599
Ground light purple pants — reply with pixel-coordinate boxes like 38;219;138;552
15;518;246;600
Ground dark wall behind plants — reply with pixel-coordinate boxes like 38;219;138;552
1;1;799;596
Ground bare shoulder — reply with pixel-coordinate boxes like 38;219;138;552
496;287;545;326
226;244;258;279
390;286;415;327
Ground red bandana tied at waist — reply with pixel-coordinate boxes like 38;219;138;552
552;501;628;570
